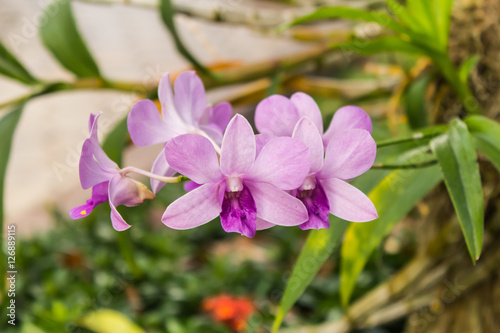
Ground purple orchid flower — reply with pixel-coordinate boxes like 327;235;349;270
254;92;372;147
161;114;311;238
291;117;378;229
127;71;232;193
70;113;155;231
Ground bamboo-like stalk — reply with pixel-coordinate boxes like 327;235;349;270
73;0;383;29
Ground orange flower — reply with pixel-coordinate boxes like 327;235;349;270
203;294;256;331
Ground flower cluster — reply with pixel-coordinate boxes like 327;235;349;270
71;71;378;237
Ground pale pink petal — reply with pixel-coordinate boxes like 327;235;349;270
88;113;119;171
319;129;376;180
255;95;299;137
292;117;324;174
255;133;272;156
165;134;222;184
127;99;171;146
108;176;132;231
79;139;114;189
246;182;308;226
291;92;323;133
158;73;176;117
245;137;310;190
150;149;176;193
220;114;256;176
210;102;232;131
173;71;207;125
256;218;275;230
162;182;223;229
321;178;378;222
323;106;372;146
199;124;224;146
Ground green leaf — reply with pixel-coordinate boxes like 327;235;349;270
432;0;455;48
458;55;479;87
39;0;101;78
340;147;442;306
336;36;425;56
271;217;349;333
0;40;38;84
159;0;210;76
406;0;435;35
404;73;432;129
430;119;484;263
465;115;500;173
0;105;24;278
102;116;129;167
271;166;391;332
78;309;145;333
278;7;409;34
386;0;419;31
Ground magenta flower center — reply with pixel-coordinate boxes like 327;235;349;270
296;177;330;230
220;184;257;238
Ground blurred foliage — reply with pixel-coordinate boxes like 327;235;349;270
0;178;411;333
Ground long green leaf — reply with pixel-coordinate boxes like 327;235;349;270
406;0;435;36
159;0;210;76
340;147;442;306
465;115;500;173
0;105;24;293
386;0;419;31
336;36;425;56
458;55;479;87
278;7;409;34
271;218;349;333
430;119;484;263
39;0;101;78
432;0;455;48
0;40;38;84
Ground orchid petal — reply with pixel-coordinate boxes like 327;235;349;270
245;137;310;190
69;181;109;219
88;113;119;171
162;182;223;229
108;176;132;231
256;218;274;230
246;182;308;226
255;94;299;137
292;117;324;174
291;92;323;133
210;102;232;132
321;178;378;222
323;106;372;146
127;99;171;146
255;133;272;156
173;71;207;125
79;139;114;189
199;124;224;146
150;149;176;194
165;134;222;184
220;114;256;176
319;129;376;180
184;181;201;192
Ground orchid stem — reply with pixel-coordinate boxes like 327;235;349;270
121;167;183;183
371;160;438;169
376;133;441;149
